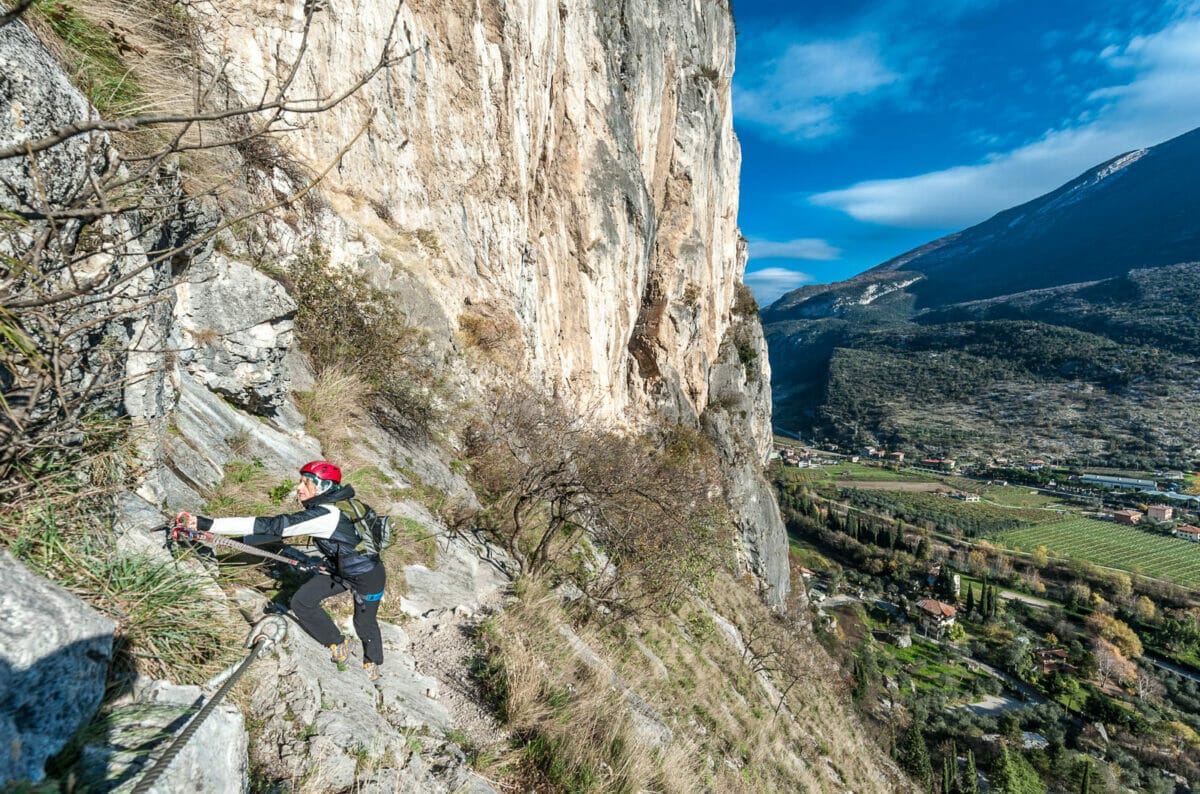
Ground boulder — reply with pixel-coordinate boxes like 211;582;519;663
141;371;321;510
173;253;298;415
0;551;115;786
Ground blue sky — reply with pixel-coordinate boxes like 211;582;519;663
734;0;1200;304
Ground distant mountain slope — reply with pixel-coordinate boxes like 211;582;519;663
868;126;1200;307
763;126;1200;469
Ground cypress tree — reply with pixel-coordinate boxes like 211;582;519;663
962;749;978;794
898;723;932;787
965;585;976;615
1079;759;1091;794
943;755;953;794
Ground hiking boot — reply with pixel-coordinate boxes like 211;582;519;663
329;637;351;665
364;662;381;683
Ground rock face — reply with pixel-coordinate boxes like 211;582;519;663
400;531;515;619
173;253;298;415
188;0;788;596
0;16;98;210
197;0;743;425
248;619;496;793
0;551;115;786
79;678;248;794
702;269;791;606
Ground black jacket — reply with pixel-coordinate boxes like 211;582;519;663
199;484;379;576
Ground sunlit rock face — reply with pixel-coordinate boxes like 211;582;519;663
191;0;786;599
194;0;742;427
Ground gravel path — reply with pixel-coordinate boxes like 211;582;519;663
406;593;511;751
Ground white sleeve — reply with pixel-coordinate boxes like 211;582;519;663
209;516;257;536
281;506;342;539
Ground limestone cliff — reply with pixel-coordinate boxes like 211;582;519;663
187;0;788;602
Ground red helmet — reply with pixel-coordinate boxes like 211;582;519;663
300;460;342;483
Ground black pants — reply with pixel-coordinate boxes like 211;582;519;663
290;563;386;665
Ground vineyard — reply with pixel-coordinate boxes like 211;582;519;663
996;519;1200;587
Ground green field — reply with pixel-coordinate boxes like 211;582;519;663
776;460;938;484
996;519;1200;587
978;484;1062;509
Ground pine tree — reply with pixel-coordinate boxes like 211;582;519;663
962;749;978;794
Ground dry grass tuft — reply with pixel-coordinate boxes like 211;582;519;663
0;429;242;684
479;582;678;793
457;303;523;369
24;0;241;189
477;572;912;793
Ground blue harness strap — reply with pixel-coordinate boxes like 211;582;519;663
361;589;385;603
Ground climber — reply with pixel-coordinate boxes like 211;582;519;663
182;460;386;682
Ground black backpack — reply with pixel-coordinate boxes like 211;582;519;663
335;497;394;557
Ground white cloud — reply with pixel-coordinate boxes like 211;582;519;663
748;238;842;260
743;267;815;305
811;16;1200;228
735;34;903;141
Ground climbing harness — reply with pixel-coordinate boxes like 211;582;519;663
129;616;287;794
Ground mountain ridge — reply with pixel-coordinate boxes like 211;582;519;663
764;126;1200;468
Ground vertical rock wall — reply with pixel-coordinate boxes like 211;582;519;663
193;0;739;423
191;0;788;597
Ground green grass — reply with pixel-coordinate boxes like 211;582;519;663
839;488;1064;536
995;519;1200;587
787;539;839;573
977;484;1061;509
827;462;939;482
32;1;146;116
879;639;986;697
10;503;240;682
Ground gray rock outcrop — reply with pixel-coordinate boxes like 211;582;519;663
78;678;248;793
703;307;791;608
174;253;298;415
0;551;115;786
247;620;495;793
400;530;514;619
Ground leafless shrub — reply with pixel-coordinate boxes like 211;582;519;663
465;386;732;617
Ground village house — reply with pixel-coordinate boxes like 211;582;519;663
914;598;957;637
1027;459;1047;471
888;451;905;463
1113;509;1144;526
952;491;981;502
1173;525;1200;542
1147;504;1174;521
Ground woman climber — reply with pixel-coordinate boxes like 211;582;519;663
182;460;387;682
